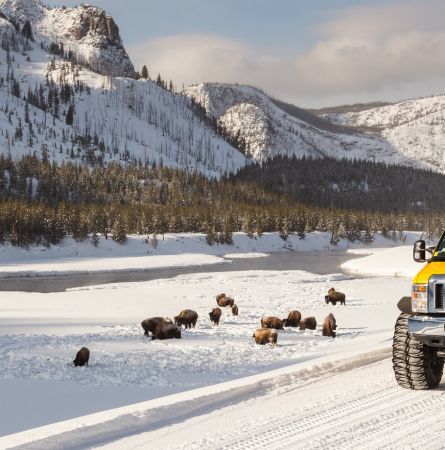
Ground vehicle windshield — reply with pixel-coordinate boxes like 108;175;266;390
432;233;445;258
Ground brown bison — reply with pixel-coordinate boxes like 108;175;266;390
282;310;301;327
322;313;337;338
216;293;226;303
217;295;235;308
231;304;239;316
73;347;90;367
141;317;172;337
261;316;284;330
152;323;182;340
253;328;278;346
325;287;346;306
299;317;317;330
209;307;222;325
174;309;198;329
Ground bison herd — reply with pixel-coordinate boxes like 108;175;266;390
73;287;346;365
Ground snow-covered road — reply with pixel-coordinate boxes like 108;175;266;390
6;349;445;450
95;355;444;450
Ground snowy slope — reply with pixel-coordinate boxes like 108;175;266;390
184;83;439;170
0;1;247;177
324;95;445;171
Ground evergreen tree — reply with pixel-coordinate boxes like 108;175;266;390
21;20;33;41
66;105;74;125
141;65;149;79
112;219;127;244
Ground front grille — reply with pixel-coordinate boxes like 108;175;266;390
435;283;444;309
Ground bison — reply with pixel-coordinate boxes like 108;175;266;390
282;310;301;327
216;293;226;304
325;287;346;306
299;316;317;330
209;307;222;325
261;316;284;330
231;304;239;316
73;347;90;367
141;317;172;337
152;323;182;340
174;309;198;329
253;328;278;346
217;295;235;308
322;313;337;338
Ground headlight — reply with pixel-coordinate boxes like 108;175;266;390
412;284;428;312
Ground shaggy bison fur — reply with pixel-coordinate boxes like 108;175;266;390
253;328;278;346
322;313;337;338
325;287;346;305
217;295;235;308
174;309;198;329
209;307;222;325
299;316;317;330
141;317;172;337
261;316;284;330
231;304;239;316
73;347;90;367
216;293;226;303
282;310;301;327
152;323;182;340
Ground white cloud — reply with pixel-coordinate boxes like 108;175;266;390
128;1;445;107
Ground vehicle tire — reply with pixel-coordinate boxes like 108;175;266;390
392;313;444;389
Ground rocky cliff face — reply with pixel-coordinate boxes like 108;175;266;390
0;0;135;77
68;5;120;43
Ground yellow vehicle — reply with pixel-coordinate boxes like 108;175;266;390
393;239;445;389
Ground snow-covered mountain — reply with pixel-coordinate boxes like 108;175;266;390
0;0;246;177
184;83;440;170
1;0;445;178
322;96;445;171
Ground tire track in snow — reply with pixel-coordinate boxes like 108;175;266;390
168;359;445;450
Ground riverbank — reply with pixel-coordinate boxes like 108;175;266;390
0;231;421;278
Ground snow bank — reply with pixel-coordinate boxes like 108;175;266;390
0;231;421;277
341;246;421;277
0;348;391;450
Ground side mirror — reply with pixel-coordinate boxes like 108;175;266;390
413;240;426;262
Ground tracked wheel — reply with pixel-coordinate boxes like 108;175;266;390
392;313;444;389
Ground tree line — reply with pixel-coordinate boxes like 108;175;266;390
233;155;445;214
0;155;443;247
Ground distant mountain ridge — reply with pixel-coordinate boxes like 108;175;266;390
0;0;444;177
322;96;445;170
184;83;443;171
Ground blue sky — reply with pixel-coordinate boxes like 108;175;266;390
45;1;445;107
46;0;372;49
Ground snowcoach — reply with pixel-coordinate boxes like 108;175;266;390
393;238;445;389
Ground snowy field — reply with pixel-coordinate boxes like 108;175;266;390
0;232;432;449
